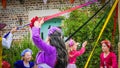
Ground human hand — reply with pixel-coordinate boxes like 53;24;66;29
34;18;44;28
82;41;87;47
38;18;44;25
10;26;17;34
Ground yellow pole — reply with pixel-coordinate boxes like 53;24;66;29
84;0;119;68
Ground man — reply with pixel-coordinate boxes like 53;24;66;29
1;26;17;68
2;26;17;49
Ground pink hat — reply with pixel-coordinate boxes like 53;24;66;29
69;39;75;47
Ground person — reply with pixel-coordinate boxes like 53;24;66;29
67;39;87;68
31;16;68;68
1;26;17;68
100;40;118;68
2;26;17;49
14;48;34;68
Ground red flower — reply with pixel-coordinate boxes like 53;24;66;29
30;16;38;28
2;60;11;68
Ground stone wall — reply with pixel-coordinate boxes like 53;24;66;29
0;0;99;40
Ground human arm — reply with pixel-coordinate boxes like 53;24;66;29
100;53;104;68
70;41;87;57
2;27;17;49
2;32;13;49
32;18;55;54
111;53;118;68
14;60;22;68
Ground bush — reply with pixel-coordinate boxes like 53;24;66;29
62;7;118;68
2;33;39;68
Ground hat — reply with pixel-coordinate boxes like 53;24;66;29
48;26;61;36
101;40;111;48
21;48;32;56
0;23;6;30
69;39;75;47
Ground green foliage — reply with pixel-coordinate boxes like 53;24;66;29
62;7;118;68
2;4;119;68
2;33;38;68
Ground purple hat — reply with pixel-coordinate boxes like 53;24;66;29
0;23;6;30
21;48;32;56
48;26;61;36
69;39;75;47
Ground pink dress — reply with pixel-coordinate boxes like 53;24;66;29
67;47;86;68
100;52;118;68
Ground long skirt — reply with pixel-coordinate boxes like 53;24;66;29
67;64;76;68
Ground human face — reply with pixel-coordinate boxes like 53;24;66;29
73;44;77;50
102;43;110;53
23;52;32;62
71;43;77;51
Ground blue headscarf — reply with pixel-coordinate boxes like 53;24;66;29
21;48;32;56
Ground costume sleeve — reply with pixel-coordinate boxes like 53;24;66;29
72;47;86;58
111;53;118;68
3;32;10;38
2;32;13;49
14;61;21;68
30;62;34;68
100;53;104;67
32;27;56;54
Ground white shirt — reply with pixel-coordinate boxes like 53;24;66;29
2;32;13;49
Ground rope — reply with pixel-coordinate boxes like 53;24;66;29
65;0;110;42
112;4;118;43
92;7;110;33
84;0;119;68
88;6;111;40
17;0;97;30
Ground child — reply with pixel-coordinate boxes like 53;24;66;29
31;16;68;68
14;48;34;68
100;40;118;68
67;39;87;68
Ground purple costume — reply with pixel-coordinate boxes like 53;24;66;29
32;27;57;68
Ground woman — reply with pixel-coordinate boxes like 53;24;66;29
14;48;34;68
67;39;87;68
31;16;68;68
100;40;118;68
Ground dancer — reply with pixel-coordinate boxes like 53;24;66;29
67;39;87;68
2;26;17;49
100;40;118;68
31;16;68;68
14;48;34;68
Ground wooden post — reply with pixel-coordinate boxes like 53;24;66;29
118;1;120;68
